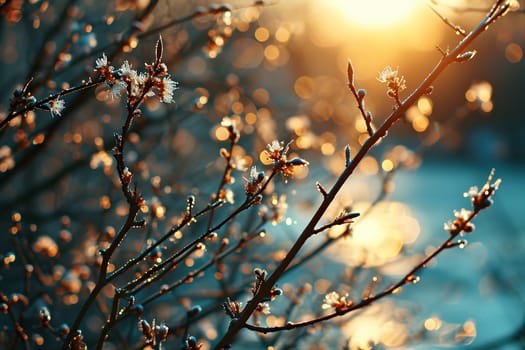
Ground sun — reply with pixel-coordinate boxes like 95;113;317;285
305;0;441;57
342;0;420;28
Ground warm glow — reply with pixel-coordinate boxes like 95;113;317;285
341;0;419;28
424;316;443;331
342;301;409;349
306;0;444;80
327;201;420;267
505;42;523;63
382;159;394;172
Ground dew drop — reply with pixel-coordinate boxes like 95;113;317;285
458;239;468;249
406;275;420;284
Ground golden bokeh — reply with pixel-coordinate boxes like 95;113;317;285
505;42;523;63
327;201;420;267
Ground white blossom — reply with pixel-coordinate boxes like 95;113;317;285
95;53;108;69
158;77;178;103
49;97;65;117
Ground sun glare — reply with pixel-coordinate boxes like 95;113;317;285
326;202;420;267
343;0;418;27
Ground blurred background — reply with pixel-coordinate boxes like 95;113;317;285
0;0;524;349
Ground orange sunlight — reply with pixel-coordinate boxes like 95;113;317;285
342;0;419;28
305;0;446;79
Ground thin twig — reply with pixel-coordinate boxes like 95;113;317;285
243;208;479;333
0;78;103;130
428;4;467;36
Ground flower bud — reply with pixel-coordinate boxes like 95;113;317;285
187;305;202;318
456;50;477;63
347;60;355;87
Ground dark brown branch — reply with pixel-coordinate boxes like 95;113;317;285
1;78;103;130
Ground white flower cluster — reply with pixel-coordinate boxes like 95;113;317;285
94;52;178;104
